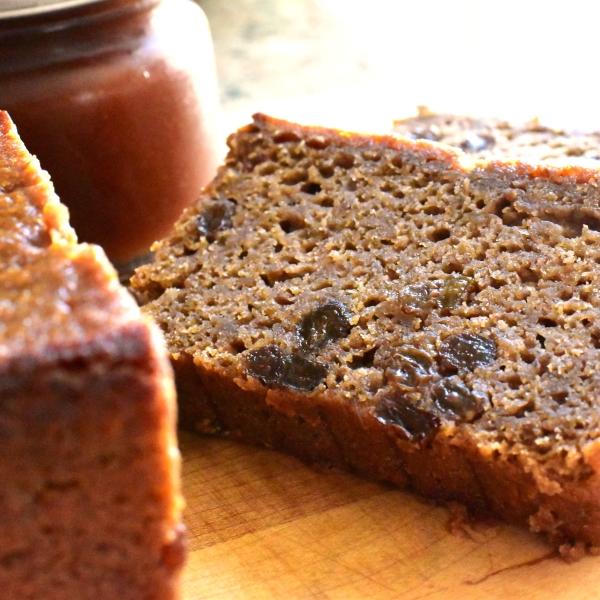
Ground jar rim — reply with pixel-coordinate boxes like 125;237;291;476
0;0;107;18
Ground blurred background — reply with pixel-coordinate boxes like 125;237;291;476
199;0;600;140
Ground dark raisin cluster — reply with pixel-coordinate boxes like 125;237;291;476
246;344;327;392
374;333;496;443
245;300;353;392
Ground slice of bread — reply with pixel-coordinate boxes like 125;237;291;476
0;111;184;599
133;113;600;548
393;107;600;165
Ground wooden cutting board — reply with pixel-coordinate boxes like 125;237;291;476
179;430;600;599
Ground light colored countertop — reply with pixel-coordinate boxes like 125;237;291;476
200;0;600;140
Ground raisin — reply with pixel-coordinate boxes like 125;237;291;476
298;301;352;351
439;333;496;371
440;276;472;308
407;126;440;142
459;132;495;153
197;199;235;242
386;346;435;389
374;393;439;443
398;283;433;315
246;345;326;391
433;377;484;422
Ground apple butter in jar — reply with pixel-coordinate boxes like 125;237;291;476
0;0;220;262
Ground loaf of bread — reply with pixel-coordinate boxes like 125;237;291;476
0;112;184;599
132;113;600;549
393;107;600;165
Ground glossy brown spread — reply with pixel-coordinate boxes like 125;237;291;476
0;0;220;262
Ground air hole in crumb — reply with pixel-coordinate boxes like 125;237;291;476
312;280;332;291
274;295;295;306
391;156;404;169
551;391;568;405
239;249;248;259
317;195;334;207
536;334;546;349
475;198;485;209
582;318;591;327
380;239;393;246
230;339;246;354
301;181;322;195
31;229;53;248
492;197;510;217
274;242;283;253
429;227;451;242
260;274;273;287
521;351;536;364
364;298;381;308
280;216;305;233
536;357;550;378
493;197;525;226
349;347;378;369
513;400;534;417
559;289;573;301
423;205;445;216
517;267;540;284
506;374;523;390
538;318;557;328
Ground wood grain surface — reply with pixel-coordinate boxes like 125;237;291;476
179;430;600;599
